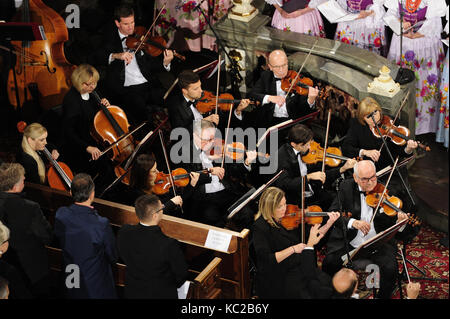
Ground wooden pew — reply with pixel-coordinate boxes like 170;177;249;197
47;246;222;299
25;182;250;298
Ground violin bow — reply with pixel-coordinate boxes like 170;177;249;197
221;97;235;168
376;154;415;179
285;39;318;97
214;54;222;115
398;245;411;284
301;175;306;243
378;91;410;153
158;130;184;214
321;108;332;174
135;2;167;53
368;156;399;226
163;59;218;100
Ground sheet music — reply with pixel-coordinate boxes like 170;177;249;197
317;0;358;24
442;39;449;47
384;15;424;36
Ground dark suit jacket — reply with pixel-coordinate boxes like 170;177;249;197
117;224;188;299
275;143;341;205
93;26;169;95
342;118;411;171
298;249;334;299
0;192;52;284
54;204;117;299
16;151;42;185
247;70;314;128
326;178;398;254
252;215;305;299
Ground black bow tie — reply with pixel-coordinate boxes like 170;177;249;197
187;100;197;107
359;190;366;196
275;77;282;82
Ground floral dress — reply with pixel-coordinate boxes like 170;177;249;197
334;0;387;55
155;0;231;52
265;0;326;37
436;7;449;148
385;0;447;135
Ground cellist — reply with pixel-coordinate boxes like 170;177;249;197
91;3;174;126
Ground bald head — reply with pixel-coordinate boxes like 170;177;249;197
353;160;377;192
268;50;289;78
332;268;358;298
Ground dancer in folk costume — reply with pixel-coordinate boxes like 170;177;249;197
385;0;447;135
436;6;448;148
334;0;387;55
265;0;326;37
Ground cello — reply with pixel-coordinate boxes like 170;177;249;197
6;0;74;111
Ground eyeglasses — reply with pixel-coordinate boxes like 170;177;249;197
154;205;165;214
358;174;377;183
269;63;288;69
83;81;97;87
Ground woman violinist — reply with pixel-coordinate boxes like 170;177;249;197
342;97;419;211
252;186;339;299
17;123;60;185
118;153;200;217
61;64;112;180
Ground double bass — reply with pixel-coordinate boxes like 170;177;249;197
6;0;74;110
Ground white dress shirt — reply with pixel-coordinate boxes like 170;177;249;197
292;147;314;197
195;144;225;194
349;186;377;248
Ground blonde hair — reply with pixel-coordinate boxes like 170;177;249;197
254;187;285;228
71;64;99;93
357;97;383;125
22;123;46;183
0;221;10;245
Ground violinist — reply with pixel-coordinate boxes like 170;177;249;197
17;123;59;185
117;153;200;217
322;160;409;299
93;4;174;126
61;64;113;184
166;69;251;137
179;119;257;228
275;124;356;210
252;186;340;299
247;49;319;130
342;97;419;211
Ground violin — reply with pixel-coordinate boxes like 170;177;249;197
208;139;269;162
365;183;421;227
280;70;315;96
371;115;430;152
301;140;345;167
126;26;186;61
195;91;258;114
281;204;352;230
152;168;209;195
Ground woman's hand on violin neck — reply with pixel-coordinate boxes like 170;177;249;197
268;95;285;106
405;140;418;154
210;167;225;180
307;171;326;184
361;149;380;162
189;172;200;187
306;224;324;248
204;114;219;125
170;195;183;207
326;212;341;225
100;98;110;107
51;149;60;161
307;86;319;104
86;146;101;161
163;49;174;67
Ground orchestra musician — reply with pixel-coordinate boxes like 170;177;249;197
118;153;200;217
178;119;257;228
166;69;252;137
252;186;340;299
322;160;409;299
17;123;59;185
92;3;174;126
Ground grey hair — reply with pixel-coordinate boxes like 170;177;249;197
193;119;215;136
353;160;376;177
0;221;10;245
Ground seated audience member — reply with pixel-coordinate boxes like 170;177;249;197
117;194;189;299
0;276;9;299
0;221;32;299
54;173;117;299
0;163;52;298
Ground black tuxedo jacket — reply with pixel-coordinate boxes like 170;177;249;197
298;249;334;299
117;224;188;299
93;27;169;94
275;143;341;205
326;178;397;254
247;70;314;128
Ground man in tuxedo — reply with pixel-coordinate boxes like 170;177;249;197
322;160;409;299
167;69;251;137
93;4;174;126
117;194;189;299
247;49;319;130
179;119;257;229
55;173;117;299
275;124;356;209
0;163;52;298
